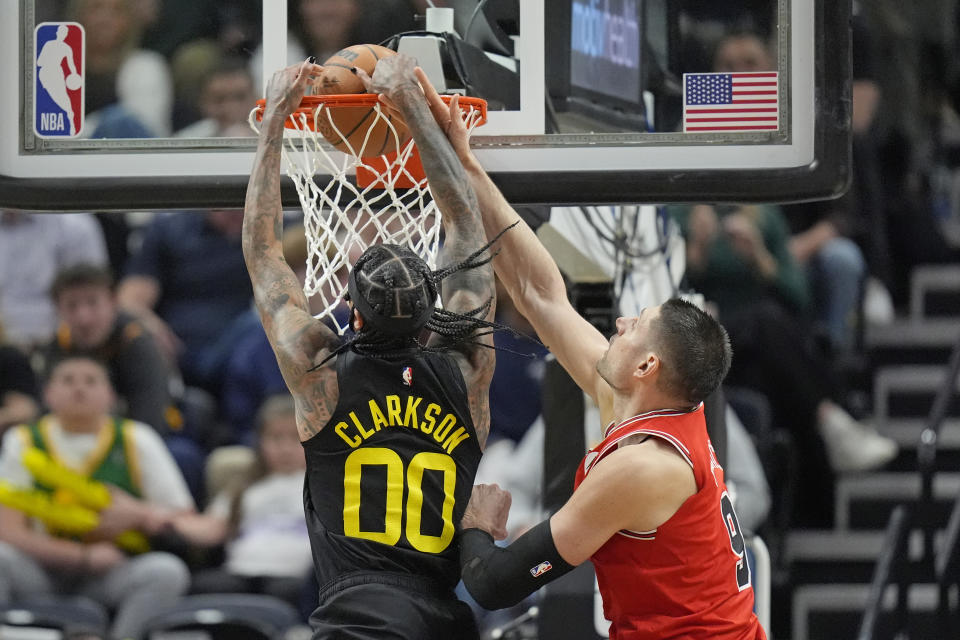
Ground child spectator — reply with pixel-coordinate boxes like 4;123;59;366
45;264;207;501
0;355;194;640
47;264;174;437
189;395;312;610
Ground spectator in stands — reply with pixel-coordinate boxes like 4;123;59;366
0;321;39;435
186;395;312;611
712;28;775;73
292;0;365;60
166;3;261;131
487;282;549;444
714;30;870;354
95;211;135;283
0;210;108;352
0;355;193;640
45;264;207;501
174;57;258;138
250;0;418;92
724;405;772;533
677;0;775;77
220;224;316;446
139;0;219;60
117;210;253;395
671;203;898;526
48;264;174;435
837;7;896;325
843;2;960;308
71;0;173;137
219;318;285;447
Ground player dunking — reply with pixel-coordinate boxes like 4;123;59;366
403;72;765;639
244;57;506;639
37;25;79;135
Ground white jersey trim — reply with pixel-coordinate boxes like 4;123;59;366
604;404;702;439
586;430;655;475
587;428;694;478
632;429;695;469
617;529;656;541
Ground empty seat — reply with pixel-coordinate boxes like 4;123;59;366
142;593;302;640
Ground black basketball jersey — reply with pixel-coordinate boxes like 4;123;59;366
303;348;483;591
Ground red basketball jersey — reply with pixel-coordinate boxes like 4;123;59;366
573;406;766;640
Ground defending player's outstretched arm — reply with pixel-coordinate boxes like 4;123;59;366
243;60;341;441
359;58;497;446
416;71;610;409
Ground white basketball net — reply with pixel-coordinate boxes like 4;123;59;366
250;99;484;335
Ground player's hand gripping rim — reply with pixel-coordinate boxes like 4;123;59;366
413;68;472;160
263;58;325;122
355;64;471;159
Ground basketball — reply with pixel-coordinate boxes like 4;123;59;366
313;44;410;157
65;74;81;91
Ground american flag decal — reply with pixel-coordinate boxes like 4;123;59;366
530;561;553;578
682;72;779;132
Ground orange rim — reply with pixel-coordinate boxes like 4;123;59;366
253;93;487;130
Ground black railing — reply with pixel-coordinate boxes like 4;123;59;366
859;328;960;638
858;505;910;640
935;490;960;637
918;328;960;566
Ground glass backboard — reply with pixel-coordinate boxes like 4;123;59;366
0;0;850;210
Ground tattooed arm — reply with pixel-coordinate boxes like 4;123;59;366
243;61;341;441
358;57;496;447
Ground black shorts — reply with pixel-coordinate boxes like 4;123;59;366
309;571;479;640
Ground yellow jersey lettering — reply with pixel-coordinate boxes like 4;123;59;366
422;404;440;435
433;414;457;443
386;395;402;426
335;422;361;448
343;447;403;545
442;427;471;454
404;396;422;429
368;399;389;431
349;411;374;440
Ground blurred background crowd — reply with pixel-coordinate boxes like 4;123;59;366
3;1;960;639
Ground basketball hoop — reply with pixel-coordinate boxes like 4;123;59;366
249;93;487;335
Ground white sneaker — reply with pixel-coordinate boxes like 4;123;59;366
863;277;895;326
818;404;899;472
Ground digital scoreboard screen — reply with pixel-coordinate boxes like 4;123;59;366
569;0;643;104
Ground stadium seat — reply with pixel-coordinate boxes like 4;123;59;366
141;593;302;640
0;595;109;638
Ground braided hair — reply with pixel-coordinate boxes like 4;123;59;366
314;223;525;366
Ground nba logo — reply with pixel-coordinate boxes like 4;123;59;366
530;561;553;578
35;22;84;138
401;367;413;386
